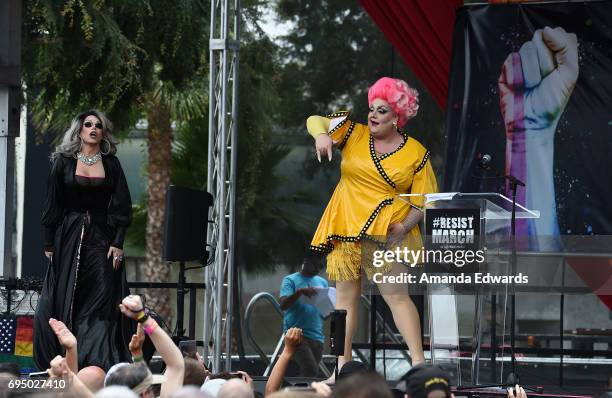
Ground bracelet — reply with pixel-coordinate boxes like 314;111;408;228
137;309;150;324
132;355;144;363
144;320;158;336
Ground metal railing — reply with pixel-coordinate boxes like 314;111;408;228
244;292;331;377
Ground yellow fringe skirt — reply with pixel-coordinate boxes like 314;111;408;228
326;241;393;281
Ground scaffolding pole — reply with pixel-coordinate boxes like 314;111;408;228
205;0;240;372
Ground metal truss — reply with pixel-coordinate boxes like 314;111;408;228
204;0;240;372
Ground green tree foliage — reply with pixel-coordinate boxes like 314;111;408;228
166;13;317;272
23;0;208;134
274;0;445;167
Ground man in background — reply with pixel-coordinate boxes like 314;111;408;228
279;253;328;377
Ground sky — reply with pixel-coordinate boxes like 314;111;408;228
259;5;294;39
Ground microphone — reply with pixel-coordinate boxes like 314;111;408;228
477;153;492;169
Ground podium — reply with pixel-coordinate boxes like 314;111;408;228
398;192;539;386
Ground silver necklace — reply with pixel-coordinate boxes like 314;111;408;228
77;152;102;166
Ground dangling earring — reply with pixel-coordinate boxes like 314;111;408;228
393;121;401;133
101;138;111;155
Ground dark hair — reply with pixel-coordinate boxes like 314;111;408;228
208;371;244;381
402;364;451;398
337;360;367;381
303;251;324;267
183;358;207;386
0;362;21;377
332;371;393;398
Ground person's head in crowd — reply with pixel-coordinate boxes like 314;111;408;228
0;362;20;378
95;385;140;398
399;364;452;398
218;378;253;398
105;362;155;398
172;385;211;398
184;357;209;387
78;365;106;392
201;378;227;397
333;371;392;398
208;372;245;381
337;360;367;382
301;252;324;276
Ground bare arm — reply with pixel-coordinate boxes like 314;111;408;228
387;207;424;245
47;355;93;398
146;317;184;398
265;328;302;396
120;295;185;398
49;318;78;374
279;287;316;311
129;323;145;360
401;207;424;233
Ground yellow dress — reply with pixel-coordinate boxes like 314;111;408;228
309;112;438;281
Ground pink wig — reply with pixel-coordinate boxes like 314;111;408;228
368;77;419;127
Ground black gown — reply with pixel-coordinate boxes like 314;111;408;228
33;154;135;371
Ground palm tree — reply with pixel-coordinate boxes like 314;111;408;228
142;77;207;321
23;0;209;324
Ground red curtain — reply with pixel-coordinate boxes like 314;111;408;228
359;0;463;109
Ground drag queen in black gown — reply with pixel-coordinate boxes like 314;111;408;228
34;110;135;371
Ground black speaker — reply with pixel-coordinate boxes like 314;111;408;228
162;185;213;262
330;309;347;356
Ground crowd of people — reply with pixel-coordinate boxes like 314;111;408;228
0;297;541;398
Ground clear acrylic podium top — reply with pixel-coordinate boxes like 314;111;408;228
398;192;540;220
396;192;539;386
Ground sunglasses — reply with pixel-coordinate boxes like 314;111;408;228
83;121;103;129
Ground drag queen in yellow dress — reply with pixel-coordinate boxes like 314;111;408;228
307;77;437;370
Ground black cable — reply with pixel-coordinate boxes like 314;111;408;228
382;308;387;379
29;291;38;313
10;291;27;314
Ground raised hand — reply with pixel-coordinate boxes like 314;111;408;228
49;318;76;350
499;27;578;133
119;294;144;319
47;355;70;378
507;384;528;398
129;323;145;357
498;26;578;239
283;327;303;355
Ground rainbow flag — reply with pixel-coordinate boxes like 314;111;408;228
0;315;35;373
